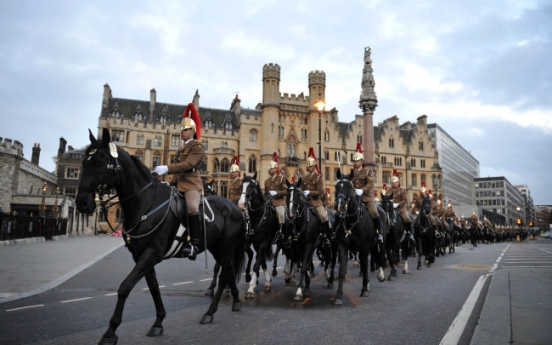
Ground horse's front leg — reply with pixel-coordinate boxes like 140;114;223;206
245;244;253;283
333;245;348;306
359;250;370;297
144;268;166;337
294;245;313;301
99;251;158;345
261;259;272;292
272;244;280;277
416;237;423;270
246;243;266;298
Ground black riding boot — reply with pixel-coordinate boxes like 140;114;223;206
274;223;285;244
182;213;200;260
406;222;414;241
322;221;331;248
373;216;384;243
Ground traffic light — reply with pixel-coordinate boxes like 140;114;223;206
529;221;534;227
517;218;521;225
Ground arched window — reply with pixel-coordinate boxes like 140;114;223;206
134;150;143;162
221;159;229;173
154;135;161;147
357;134;363;144
279;126;284;137
389;137;394;148
136;134;144;145
248;155;257;173
291;144;296;156
201;140;208;151
249;129;257;142
418;141;424;151
325;131;330;141
271;123;274;133
213;158;220;173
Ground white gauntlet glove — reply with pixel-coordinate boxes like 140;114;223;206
152;165;169;176
355;189;363;196
393;203;399;209
303;191;310;197
269;190;277;196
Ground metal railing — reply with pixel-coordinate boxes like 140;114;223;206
0;213;67;241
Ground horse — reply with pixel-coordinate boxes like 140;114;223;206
285;177;328;300
76;129;246;344
238;172;281;298
328;169;386;306
380;192;413;279
468;219;479;247
414;195;436;269
446;217;459;253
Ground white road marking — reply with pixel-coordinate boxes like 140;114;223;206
173;281;193;286
61;297;92;303
6;304;44;312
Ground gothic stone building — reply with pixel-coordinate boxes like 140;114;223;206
96;67;442;205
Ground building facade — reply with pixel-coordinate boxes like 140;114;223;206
474;176;525;226
514;184;535;226
427;123;479;207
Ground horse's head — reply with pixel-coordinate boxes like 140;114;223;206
238;172;261;209
76;128;121;214
380;191;394;215
421;195;432;217
203;179;216;196
286;177;304;220
334;169;355;217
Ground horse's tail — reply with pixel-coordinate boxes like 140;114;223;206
232;220;247;285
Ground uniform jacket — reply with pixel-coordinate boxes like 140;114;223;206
264;174;287;207
228;177;243;203
301;170;324;207
167;140;205;192
445;208;457;220
352;167;375;203
386;185;407;213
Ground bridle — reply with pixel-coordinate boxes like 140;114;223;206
287;184;309;236
334;179;361;235
241;179;271;232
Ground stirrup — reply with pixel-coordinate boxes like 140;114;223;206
273;232;284;244
182;244;198;261
323;238;331;248
376;233;383;243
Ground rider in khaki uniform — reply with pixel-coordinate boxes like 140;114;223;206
265;152;287;242
385;169;412;232
299;147;331;247
153;103;205;260
351;143;384;243
228;156;242;205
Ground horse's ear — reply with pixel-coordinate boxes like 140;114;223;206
297;177;302;188
88;129;97;145
285;179;290;187
101;128;111;148
336;169;342;180
252;171;257;180
348;169;354;180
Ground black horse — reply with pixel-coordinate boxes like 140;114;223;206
380;192;413;279
414;195;436;269
286;178;328;300
328;170;386;306
468;219;480;247
76;129;246;344
238;172;280;298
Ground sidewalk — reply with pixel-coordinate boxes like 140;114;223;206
470;254;552;344
0;235;124;304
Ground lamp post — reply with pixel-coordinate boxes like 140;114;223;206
39;182;47;218
314;99;326;172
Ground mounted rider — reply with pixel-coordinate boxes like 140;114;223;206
434;196;450;231
299;147;331;248
152;103;205;260
265;152;287;243
385;168;412;233
228;156;242;206
445;201;458;228
351;142;384;243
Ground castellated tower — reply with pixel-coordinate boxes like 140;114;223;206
260;63;281;171
308;70;326;164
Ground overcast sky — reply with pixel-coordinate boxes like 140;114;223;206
1;0;550;204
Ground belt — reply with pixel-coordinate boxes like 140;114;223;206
182;168;197;174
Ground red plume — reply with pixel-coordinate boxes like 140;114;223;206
383;183;387;190
272;152;280;174
183;103;202;140
291;176;296;183
326;188;331;201
231;155;239;166
307;146;320;174
355;142;363;153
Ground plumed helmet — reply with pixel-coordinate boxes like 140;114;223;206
352;142;364;161
230;155;240;173
180;103;202;139
268;152;280;174
391;168;399;184
306;147;320;173
420;181;427;194
306;157;316;167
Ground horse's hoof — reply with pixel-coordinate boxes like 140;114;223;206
333;298;343;306
245;274;251;283
199;314;213;324
403;269;409;274
387;275;396;281
245;292;254;299
327;282;334;289
99;336;119;345
272;268;278;277
232;301;242;311
264;285;271;292
294;295;303;301
204;289;214;297
360;291;369;297
146;326;164;337
377;275;385;283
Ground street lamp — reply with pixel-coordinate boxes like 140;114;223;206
53;187;60;218
314;99;326;172
39;181;47;218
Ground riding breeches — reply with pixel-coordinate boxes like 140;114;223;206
275;205;286;224
363;201;379;218
184;189;201;214
399;211;410;224
314;205;328;223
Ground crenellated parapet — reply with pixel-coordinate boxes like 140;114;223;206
0;137;24;157
263;63;281;80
